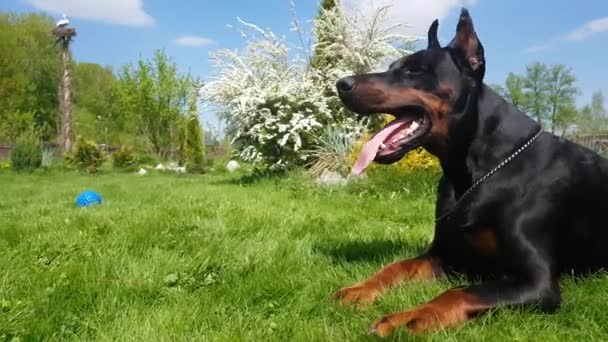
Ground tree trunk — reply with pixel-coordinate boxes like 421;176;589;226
58;41;73;153
550;103;557;135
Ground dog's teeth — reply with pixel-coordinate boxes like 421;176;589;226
380;143;387;149
392;123;423;144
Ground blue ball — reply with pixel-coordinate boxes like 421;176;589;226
76;190;103;207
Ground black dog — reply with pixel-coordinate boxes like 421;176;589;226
334;8;608;336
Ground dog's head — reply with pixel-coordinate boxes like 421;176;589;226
338;9;485;175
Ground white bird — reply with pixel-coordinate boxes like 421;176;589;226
56;14;70;28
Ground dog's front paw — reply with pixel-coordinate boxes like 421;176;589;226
333;283;379;306
368;305;459;337
369;314;401;337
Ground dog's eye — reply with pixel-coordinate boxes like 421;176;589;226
404;66;426;76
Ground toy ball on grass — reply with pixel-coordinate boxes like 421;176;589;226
76;190;103;208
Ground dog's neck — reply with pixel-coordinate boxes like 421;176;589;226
439;84;541;197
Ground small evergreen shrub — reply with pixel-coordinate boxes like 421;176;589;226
68;136;105;173
183;112;206;174
113;145;137;170
11;131;42;171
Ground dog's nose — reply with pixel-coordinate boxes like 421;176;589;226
337;77;357;93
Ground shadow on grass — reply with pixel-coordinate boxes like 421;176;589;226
314;239;426;264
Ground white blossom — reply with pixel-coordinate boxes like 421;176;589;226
201;0;419;169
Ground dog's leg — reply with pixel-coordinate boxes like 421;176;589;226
368;273;561;336
333;256;443;306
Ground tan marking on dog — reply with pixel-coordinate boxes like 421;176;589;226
334;258;440;306
369;289;491;336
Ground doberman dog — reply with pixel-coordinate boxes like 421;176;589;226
335;8;608;337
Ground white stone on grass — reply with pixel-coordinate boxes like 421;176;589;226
315;170;347;187
226;160;240;173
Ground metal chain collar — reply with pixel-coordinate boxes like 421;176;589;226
435;128;543;223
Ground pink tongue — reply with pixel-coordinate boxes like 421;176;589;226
351;118;411;176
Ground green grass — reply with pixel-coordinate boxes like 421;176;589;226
1;169;607;341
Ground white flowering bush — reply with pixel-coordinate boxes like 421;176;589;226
310;3;418;88
202;1;418;169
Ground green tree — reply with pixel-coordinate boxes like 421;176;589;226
490;83;505;96
577;91;608;135
74;63;116;118
183;94;206;173
73;63;118;145
523;62;550;126
114;50;194;158
0;13;61;143
492;73;529;112
590;91;606;117
496;62;583;135
503;73;529;112
555;104;579;137
546;64;578;134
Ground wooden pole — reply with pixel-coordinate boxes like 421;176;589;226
53;27;77;153
59;39;73;153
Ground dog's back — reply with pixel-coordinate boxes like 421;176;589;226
544;136;608;272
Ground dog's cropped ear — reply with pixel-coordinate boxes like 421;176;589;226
448;8;485;80
427;19;440;49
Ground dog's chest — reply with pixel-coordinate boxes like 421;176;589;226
435;226;504;277
464;227;497;255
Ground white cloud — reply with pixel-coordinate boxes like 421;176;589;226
342;0;478;37
25;0;154;26
565;16;608;41
175;35;215;47
524;16;608;54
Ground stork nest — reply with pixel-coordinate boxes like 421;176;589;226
52;27;77;40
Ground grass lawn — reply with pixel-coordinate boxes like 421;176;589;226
1;169;607;341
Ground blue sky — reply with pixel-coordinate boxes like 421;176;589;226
2;0;607;113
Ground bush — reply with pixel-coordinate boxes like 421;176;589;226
201;4;416;170
11;131;42;171
68;136;105;173
398;147;440;172
138;154;160;166
0;161;11;170
113;145;137;170
306;125;359;177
